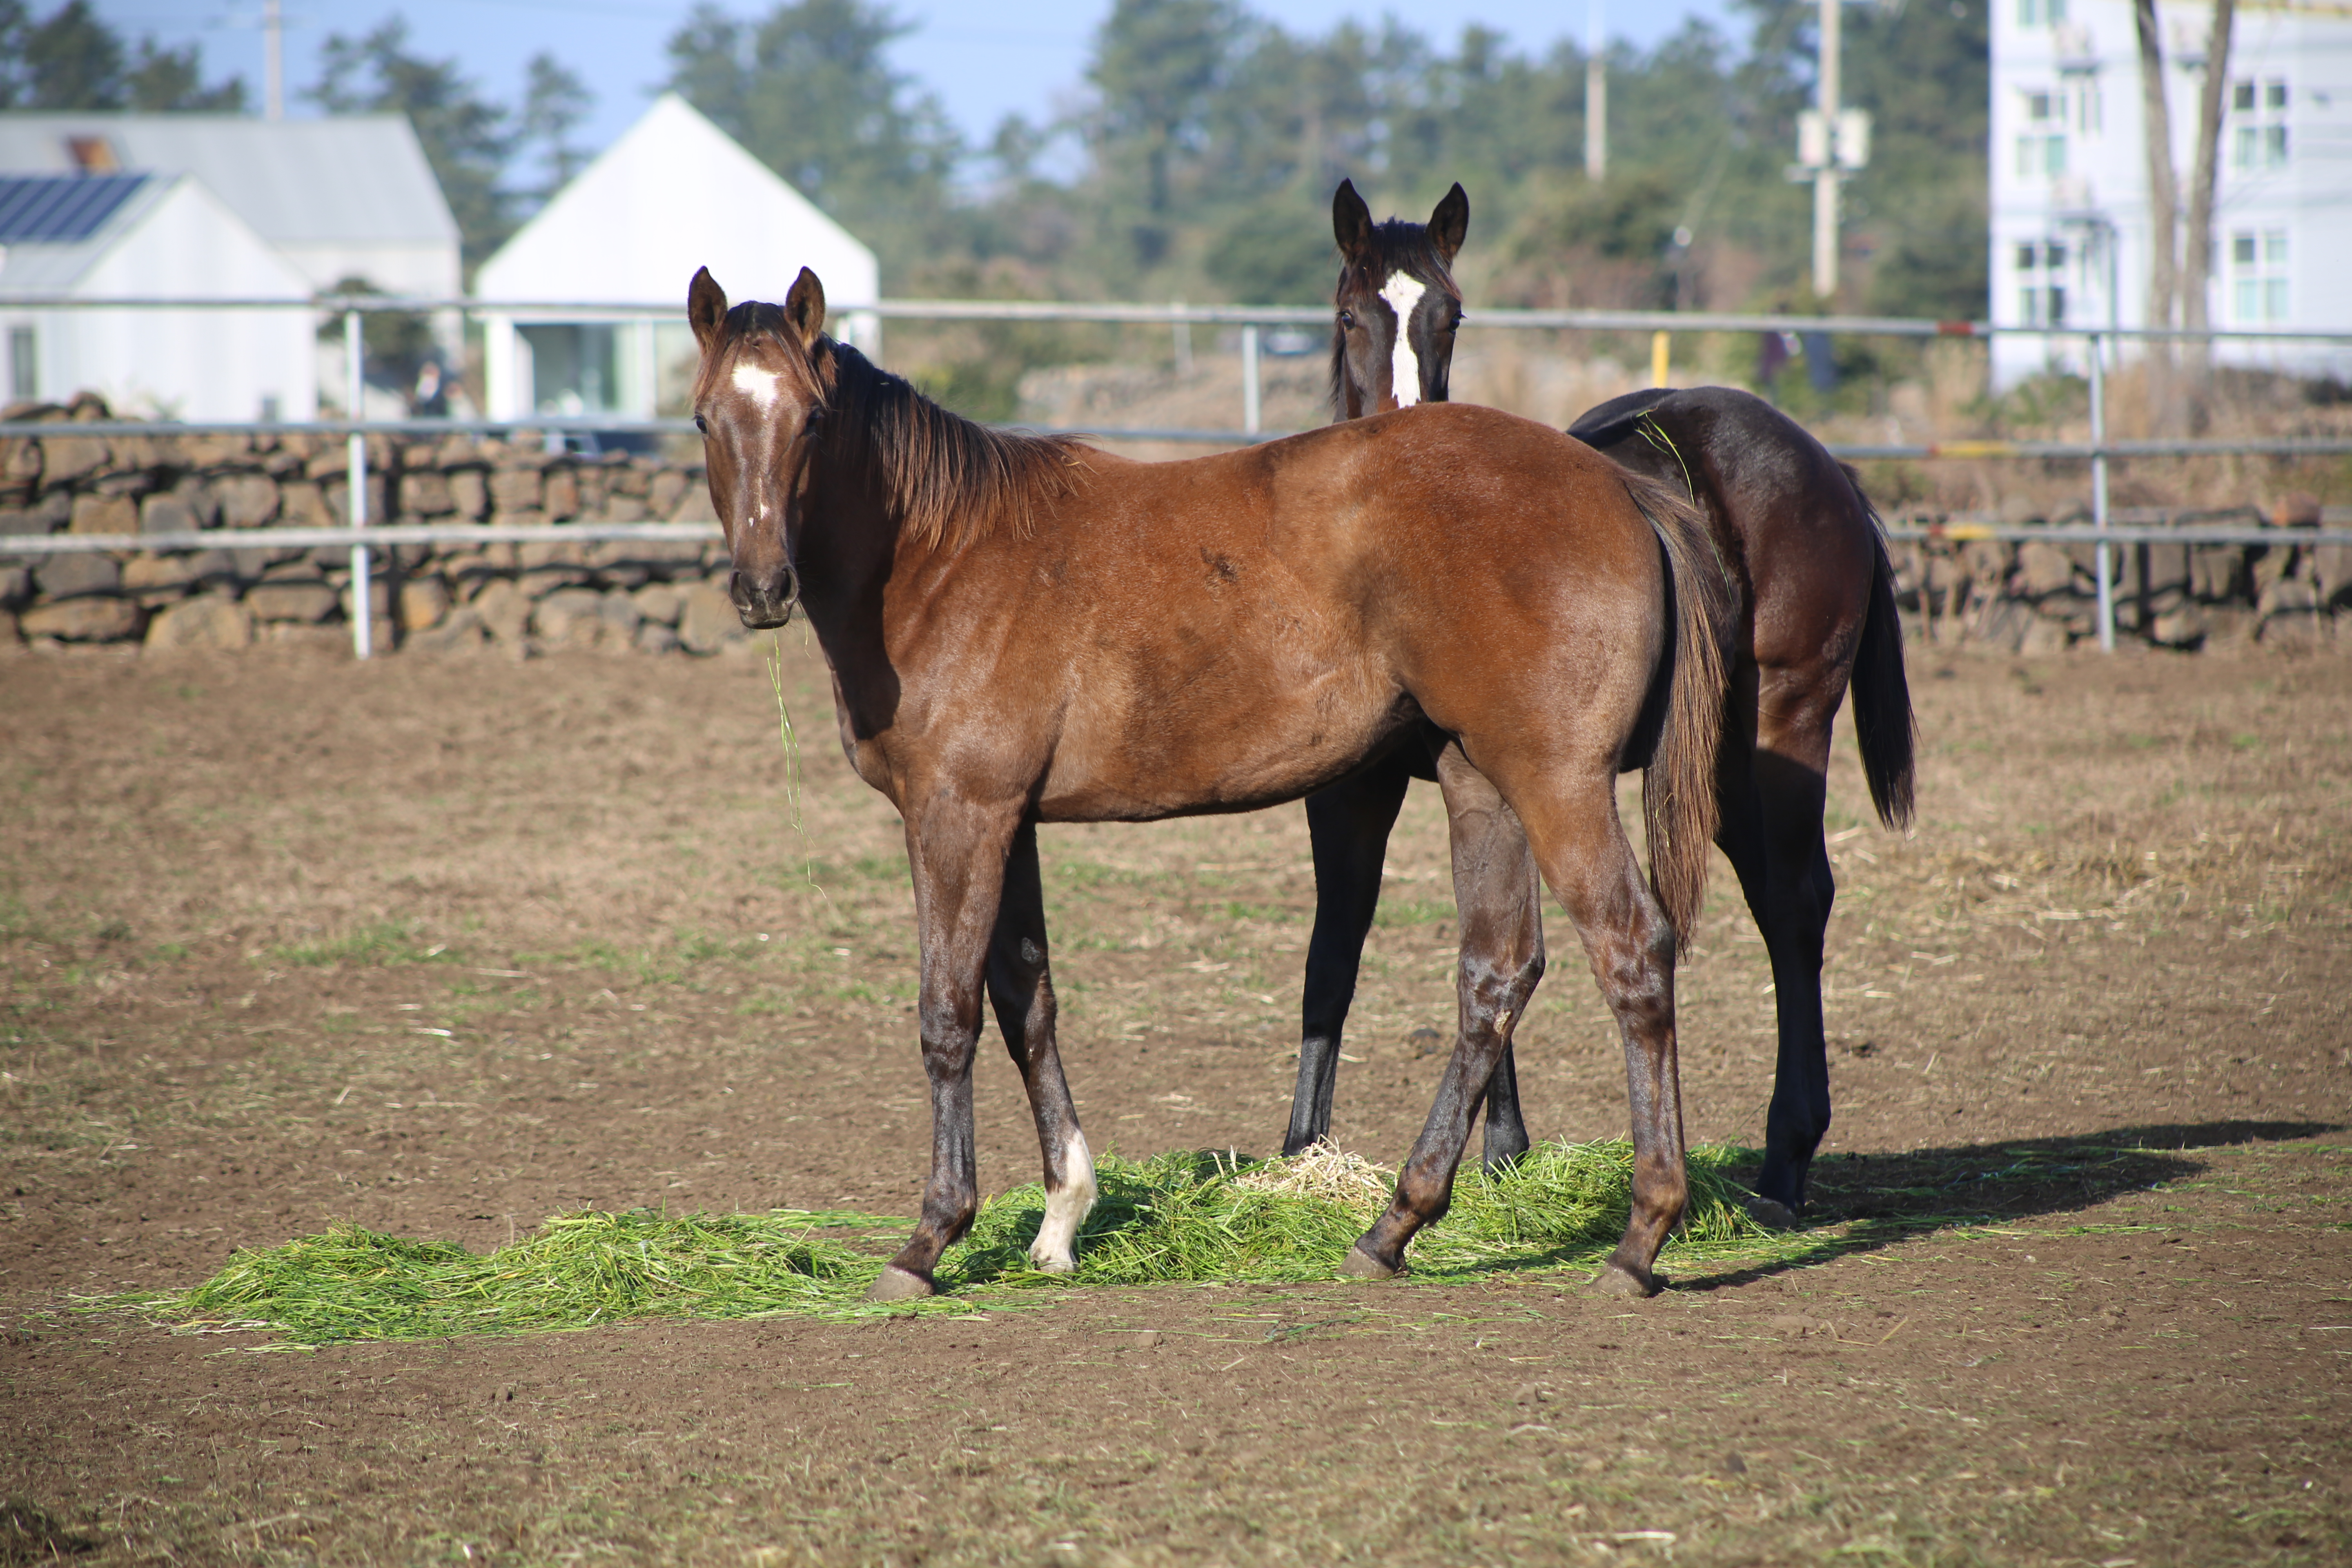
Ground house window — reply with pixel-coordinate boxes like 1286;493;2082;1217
2020;0;2066;24
519;323;618;414
6;325;31;402
2232;229;2289;324
2018;240;2069;327
2232;78;2289;169
2018;90;2068;177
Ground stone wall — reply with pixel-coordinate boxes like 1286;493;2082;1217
1886;530;2351;653
5;394;2349;657
0;395;748;657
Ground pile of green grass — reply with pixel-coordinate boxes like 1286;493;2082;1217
945;1140;1774;1290
160;1210;883;1343
130;1141;1791;1345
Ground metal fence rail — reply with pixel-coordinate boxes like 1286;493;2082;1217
10;295;2352;653
10;521;2350;558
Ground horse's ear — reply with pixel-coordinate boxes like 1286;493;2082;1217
688;267;728;353
1332;179;1374;265
1429;183;1469;265
782;267;827;351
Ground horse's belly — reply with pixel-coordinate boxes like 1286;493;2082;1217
1036;656;1402;821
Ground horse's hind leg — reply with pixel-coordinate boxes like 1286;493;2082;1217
986;821;1096;1272
1718;666;1842;1225
871;798;1024;1302
1353;760;1686;1295
1428;737;1542;1172
1342;746;1548;1277
1290;755;1412;1155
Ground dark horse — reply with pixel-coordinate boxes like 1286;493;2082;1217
1286;180;1917;1223
689;264;1731;1298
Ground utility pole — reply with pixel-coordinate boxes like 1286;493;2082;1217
264;0;284;120
1585;0;1607;181
1811;0;1840;296
1791;0;1869;297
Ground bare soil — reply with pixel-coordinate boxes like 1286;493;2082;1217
1;636;2346;1565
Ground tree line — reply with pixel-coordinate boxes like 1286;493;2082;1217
657;0;1987;325
11;0;1988;323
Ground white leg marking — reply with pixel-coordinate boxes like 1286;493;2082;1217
1029;1128;1097;1273
1380;272;1428;409
730;363;782;410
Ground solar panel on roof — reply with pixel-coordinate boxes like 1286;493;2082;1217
0;174;148;244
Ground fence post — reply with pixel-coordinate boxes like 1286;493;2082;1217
344;307;372;660
2089;328;2113;653
1241;323;1261;436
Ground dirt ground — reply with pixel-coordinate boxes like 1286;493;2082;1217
1;635;2346;1566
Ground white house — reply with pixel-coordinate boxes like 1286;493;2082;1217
0;172;315;419
1991;0;2352;385
473;94;880;421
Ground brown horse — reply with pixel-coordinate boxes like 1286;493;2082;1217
1287;181;1917;1224
688;264;1730;1298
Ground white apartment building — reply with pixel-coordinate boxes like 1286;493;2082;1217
1990;0;2352;385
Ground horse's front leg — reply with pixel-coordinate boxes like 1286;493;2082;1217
1345;744;1544;1276
1290;753;1412;1154
986;820;1096;1272
869;797;1025;1302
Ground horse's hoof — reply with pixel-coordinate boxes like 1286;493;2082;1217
1745;1195;1801;1232
866;1265;935;1302
1026;1245;1076;1275
1587;1262;1661;1298
1340;1246;1399;1280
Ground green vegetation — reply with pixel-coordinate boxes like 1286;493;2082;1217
0;0;243;112
127;1140;1838;1346
112;1131;2218;1349
1373;896;1454;929
696;0;1986;321
264;921;462;969
948;1140;1773;1290
156;1210;872;1343
15;0;1990;337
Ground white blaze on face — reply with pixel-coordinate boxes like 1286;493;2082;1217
1027;1128;1098;1274
1380;271;1429;409
730;362;782;410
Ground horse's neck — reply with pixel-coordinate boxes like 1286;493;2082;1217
795;463;905;667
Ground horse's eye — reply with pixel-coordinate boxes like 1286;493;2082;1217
1337;310;1355;330
693;413;708;434
804;408;826;432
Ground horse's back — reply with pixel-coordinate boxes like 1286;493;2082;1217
1016;404;1669;815
1570;386;1876;672
1063;402;1663;608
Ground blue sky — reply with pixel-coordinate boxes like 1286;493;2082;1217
98;0;1748;159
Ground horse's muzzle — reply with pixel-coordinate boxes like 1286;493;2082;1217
729;563;800;630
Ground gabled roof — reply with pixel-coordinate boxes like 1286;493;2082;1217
0;114;457;249
474;94;878;308
0;173;150;243
0;172;173;292
0;171;306;298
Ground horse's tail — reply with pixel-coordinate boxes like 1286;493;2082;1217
1842;466;1918;831
1622;470;1731;953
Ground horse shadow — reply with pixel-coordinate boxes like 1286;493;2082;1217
1666;1117;2341;1292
